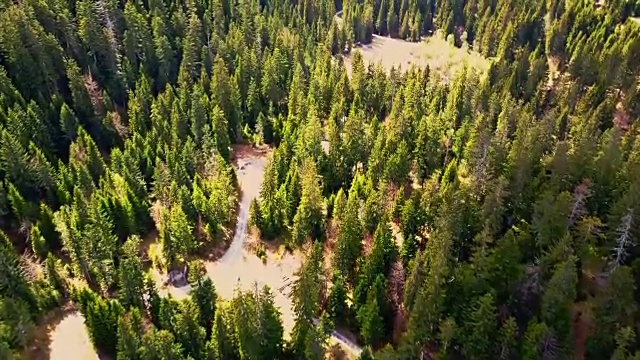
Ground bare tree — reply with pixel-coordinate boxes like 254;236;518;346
610;209;634;272
540;329;559;360
567;178;592;229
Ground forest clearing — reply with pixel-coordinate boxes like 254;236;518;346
344;33;490;80
27;144;358;359
152;145;303;334
22;305;100;360
47;311;99;360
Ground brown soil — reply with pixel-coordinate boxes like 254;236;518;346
571;302;593;360
327;343;350;360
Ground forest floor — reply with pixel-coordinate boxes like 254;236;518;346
343;33;490;81
22;303;103;360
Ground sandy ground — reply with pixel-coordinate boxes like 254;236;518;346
344;34;489;81
24;305;101;360
155;145;304;336
49;312;100;360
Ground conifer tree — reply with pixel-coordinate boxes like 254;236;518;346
462;293;498;359
191;275;217;332
333;192;363;281
206;307;239;360
327;272;350;325
291;159;325;245
291;242;327;358
175;299;207;359
118;236;145;309
116;309;143;360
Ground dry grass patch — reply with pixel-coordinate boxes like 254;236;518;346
344;33;490;81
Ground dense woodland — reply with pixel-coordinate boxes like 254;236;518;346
1;0;640;358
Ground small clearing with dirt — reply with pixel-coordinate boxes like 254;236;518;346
344;34;490;81
155;145;304;336
24;305;101;360
48;311;100;360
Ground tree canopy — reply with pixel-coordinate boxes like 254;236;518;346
1;0;640;358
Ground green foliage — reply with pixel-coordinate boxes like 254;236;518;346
190;276;217;332
0;297;35;349
333;192;363;282
0;230;37;312
118;236;145;309
255;158;286;240
0;0;639;356
461;293;498;359
30;225;48;260
291;242;328;358
228;286;284;360
206;306;239;360
77;288;123;356
116;309;143;360
175;299;207;358
139;328;185;360
291;159;325;246
358;296;384;347
327;272;350;325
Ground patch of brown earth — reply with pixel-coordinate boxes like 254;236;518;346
571;302;593;360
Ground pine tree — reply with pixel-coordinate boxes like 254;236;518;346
291;159;325;246
162;204;195;267
211;105;231;161
333;193;363;281
362;188;387;234
462;293;498;359
30;225;48;261
257;286;284;359
359;295;384;347
377;0;389;35
0;128;34;194
175;299;207;359
541;257;577;352
118;236;145;309
206;307;239;360
0;296;36;349
291;242;327;358
327;272;350;325
139;328;186;360
78;289;123;356
498;317;519;359
257;158;285;240
588;266;637;357
387;0;399;38
116;309;142;360
191;276;217;332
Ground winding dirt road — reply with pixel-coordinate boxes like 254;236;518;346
158;145;363;357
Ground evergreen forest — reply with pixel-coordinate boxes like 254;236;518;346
1;0;640;358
